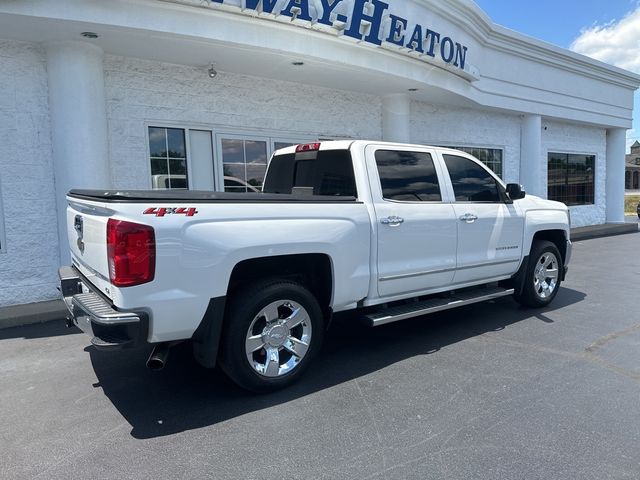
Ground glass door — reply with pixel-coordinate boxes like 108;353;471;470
216;135;269;192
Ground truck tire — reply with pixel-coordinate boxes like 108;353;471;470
514;240;562;308
219;279;324;392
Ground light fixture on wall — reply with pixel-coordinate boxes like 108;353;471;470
207;63;217;79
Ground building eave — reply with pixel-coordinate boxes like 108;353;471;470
424;0;640;91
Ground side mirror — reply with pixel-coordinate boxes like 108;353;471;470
506;183;526;200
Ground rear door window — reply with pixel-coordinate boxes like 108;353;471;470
374;150;441;202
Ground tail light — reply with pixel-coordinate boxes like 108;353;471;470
107;219;155;287
295;143;321;153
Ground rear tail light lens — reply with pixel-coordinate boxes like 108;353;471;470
107;219;155;287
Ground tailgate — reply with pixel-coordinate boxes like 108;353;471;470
66;198;114;299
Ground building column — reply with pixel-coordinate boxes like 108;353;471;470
46;41;110;264
382;94;411;143
520;114;543;197
605;128;626;223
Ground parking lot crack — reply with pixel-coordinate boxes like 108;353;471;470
478;334;640;384
31;421;129;479
585;323;640;353
353;378;387;470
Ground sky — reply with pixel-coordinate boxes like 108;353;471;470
474;0;640;151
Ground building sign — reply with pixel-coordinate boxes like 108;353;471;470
165;0;478;81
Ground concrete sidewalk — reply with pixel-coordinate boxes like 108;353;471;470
1;221;637;330
0;299;67;329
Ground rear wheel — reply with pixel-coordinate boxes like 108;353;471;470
514;240;562;308
219;280;324;392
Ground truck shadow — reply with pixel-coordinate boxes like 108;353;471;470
87;287;586;439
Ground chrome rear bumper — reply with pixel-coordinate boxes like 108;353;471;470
59;266;147;350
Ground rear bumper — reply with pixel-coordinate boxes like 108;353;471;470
59;266;148;350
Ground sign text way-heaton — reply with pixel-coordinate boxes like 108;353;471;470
205;0;469;71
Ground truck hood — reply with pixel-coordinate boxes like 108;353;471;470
518;194;569;213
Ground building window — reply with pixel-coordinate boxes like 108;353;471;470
217;136;314;192
626;171;632;189
273;140;297;151
147;127;314;192
547;152;595;205
220;137;269;192
149;127;188;189
442;146;503;177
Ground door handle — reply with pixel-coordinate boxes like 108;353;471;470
459;213;478;223
381;216;405;227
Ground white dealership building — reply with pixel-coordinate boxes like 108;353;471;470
0;0;638;308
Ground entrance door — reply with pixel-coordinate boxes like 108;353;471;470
216;135;269;192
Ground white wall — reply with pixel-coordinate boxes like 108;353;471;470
411;102;608;227
541;120;607;227
103;55;383;189
410;102;522;183
0;40;59;307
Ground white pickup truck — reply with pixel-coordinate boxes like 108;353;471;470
60;141;571;392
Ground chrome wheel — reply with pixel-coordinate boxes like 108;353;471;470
245;300;312;378
533;251;559;300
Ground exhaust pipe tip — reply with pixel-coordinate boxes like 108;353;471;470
146;342;171;371
146;357;165;371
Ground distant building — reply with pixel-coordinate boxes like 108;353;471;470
626;141;640;190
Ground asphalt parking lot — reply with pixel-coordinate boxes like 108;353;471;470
2;233;640;480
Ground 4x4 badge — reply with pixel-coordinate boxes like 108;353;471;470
143;207;198;217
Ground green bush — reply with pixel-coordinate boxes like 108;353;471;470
625;195;640;215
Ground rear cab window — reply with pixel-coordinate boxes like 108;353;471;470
374;149;442;202
263;148;357;197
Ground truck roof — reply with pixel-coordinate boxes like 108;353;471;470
274;140;482;157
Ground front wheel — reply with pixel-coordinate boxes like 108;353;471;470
514;240;562;308
219;280;324;393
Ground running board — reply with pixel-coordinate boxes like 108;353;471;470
365;287;515;327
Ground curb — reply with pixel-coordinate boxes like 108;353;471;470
0;300;67;330
570;222;638;241
0;223;637;331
